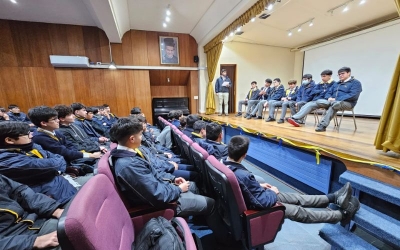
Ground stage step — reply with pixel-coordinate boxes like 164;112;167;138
319;224;377;250
339;171;400;206
354;205;400;247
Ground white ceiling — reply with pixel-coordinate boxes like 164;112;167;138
0;0;397;48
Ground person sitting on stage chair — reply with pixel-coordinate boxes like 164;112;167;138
235;81;260;117
266;80;298;123
244;79;272;119
224;135;360;224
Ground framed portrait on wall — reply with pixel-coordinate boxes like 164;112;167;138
159;36;179;64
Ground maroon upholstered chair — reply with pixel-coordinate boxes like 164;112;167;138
171;127;184;156
190;143;211;195
205;156;285;250
180;134;194;164
58;175;196;250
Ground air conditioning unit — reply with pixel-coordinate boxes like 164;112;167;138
50;55;90;68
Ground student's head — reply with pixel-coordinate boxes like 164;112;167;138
228;135;250;162
130;107;142;115
338;67;351;81
103;104;111;113
288;80;297;89
134;114;147;131
221;69;227;77
97;106;105;115
250;81;257;89
28;106;59;131
302;74;313;85
320;70;333;82
273;78;281;87
0;121;32;149
54;105;75;125
0;107;7;117
86;107;98;120
206;122;222;142
186;115;199;128
193;120;207;138
71;103;87;118
179;116;187;128
110;117;143;148
8;104;20;114
164;38;176;59
265;78;272;87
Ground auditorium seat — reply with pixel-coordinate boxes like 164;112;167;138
171;127;184;156
189;143;210;195
205;156;285;249
57;174;196;250
180;134;194;165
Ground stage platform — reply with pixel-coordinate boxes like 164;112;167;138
201;113;400;187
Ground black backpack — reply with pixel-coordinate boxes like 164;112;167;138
133;217;186;250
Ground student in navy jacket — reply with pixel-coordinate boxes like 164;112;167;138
182;114;199;138
198;122;228;160
292;74;315;113
7;104;36;130
235;81;260;117
267;80;298;123
225;135;360;224
215;69;232;116
244;79;272;118
191;120;206;143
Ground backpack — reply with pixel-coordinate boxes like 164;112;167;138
133;217;186;250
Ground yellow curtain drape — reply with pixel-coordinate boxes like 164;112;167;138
395;0;400;15
205;43;223;114
374;55;400;153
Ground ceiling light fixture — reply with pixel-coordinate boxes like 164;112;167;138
267;4;273;10
108;42;117;70
251;17;256;22
288;31;292;36
166;4;171;16
342;4;349;12
166;16;170;22
163;23;167;28
10;0;17;3
229;32;234;37
327;0;354;15
287;18;314;36
359;0;366;5
297;27;302;32
236;27;241;32
309;20;314;27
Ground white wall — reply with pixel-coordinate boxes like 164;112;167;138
303;20;400;116
198;42;297;113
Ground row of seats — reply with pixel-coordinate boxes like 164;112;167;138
159;116;286;250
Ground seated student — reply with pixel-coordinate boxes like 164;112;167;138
168;110;183;128
7;104;35;128
191;120;206;142
0;122;77;204
293;74;316;112
235;81;260;117
182;114;199;137
225;135;360;224
0;107;10;121
86;107;110;137
198;122;227;160
179;116;187;131
267;80;298;123
289;67;362;132
101;104;118;130
29;106;101;166
156;110;178;149
0;174;64;250
71;103;109;143
108;118;227;237
244;79;272;119
54;105;106;154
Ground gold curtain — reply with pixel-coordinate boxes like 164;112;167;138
205;43;223;114
374;55;400;153
395;0;400;15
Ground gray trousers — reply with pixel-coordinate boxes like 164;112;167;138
246;100;260;114
217;92;229;114
280;101;295;120
250;100;267;116
268;100;283;119
238;100;248;113
278;192;342;223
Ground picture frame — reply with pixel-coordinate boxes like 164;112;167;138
159;36;179;65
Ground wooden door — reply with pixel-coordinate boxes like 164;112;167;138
220;64;236;114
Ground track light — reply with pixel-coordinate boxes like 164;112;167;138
327;0;355;15
163;23;167;28
10;0;17;3
166;9;171;16
288;31;292;36
342;4;349;12
309;21;314;27
359;0;366;4
166;17;170;22
267;4;273;10
251;17;256;22
236;27;241;32
297;27;302;32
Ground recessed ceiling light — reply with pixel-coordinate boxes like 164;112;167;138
267;4;273;10
229;32;234;37
166;16;170;22
10;0;17;3
163;23;167;28
236;27;241;32
251;17;256;22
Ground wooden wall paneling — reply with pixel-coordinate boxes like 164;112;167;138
151;86;187;98
82;26;101;63
112;70;129;116
23;67;60;106
146;31;160;66
149;70;190;86
48;24;69;55
133;70;152;123
101;70;118;113
71;69;91;104
111;44;123;65
178;34;189;67
131;30;149;66
29;22;52;67
0;67;29;110
8;21;33;67
121;32;134;65
187;70;199;114
0;20;17;67
66;25;85;56
55;69;76;105
99;29;111;64
189;35;198;68
123;70;137;113
86;69;105;105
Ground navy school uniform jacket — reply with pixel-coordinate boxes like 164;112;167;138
182;127;194;138
245;88;261;100
0;175;61;250
268;85;285;101
32;130;84;163
284;86;299;101
58;124;101;153
7;112;31;123
215;76;232;93
0;144;76;204
311;80;336;101
324;77;362;107
198;139;228;160
101;113;118;130
222;159;277;209
109;147;180;207
73;118;101;142
296;81;315;102
258;86;272;100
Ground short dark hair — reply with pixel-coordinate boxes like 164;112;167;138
0;121;30;148
54;105;73;118
109;117;143;144
71;103;86;114
186;115;199;128
179;116;187;127
0;107;6;113
28;106;58;127
303;74;313;79
103;104;109;108
273;78;281;83
265;78;272;84
251;81;257;85
338;67;351;74
228;135;250;161
193;120;206;133
288;79;297;85
8;104;18;110
87;107;99;115
131;114;146;123
206;122;222;141
321;70;333;76
130;107;141;115
221;69;227;74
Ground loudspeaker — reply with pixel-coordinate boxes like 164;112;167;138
194;56;199;63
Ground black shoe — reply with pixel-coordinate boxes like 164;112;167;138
341;196;360;226
246;115;252;119
315;125;326;132
218;114;222;116
254;116;263;119
334;182;352;209
277;119;284;124
235;112;242;117
287;118;302;127
265;117;275;122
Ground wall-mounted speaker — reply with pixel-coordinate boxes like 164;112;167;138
194;56;199;63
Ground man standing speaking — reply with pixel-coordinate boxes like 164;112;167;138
215;69;232;116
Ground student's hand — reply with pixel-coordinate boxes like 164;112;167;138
164;152;172;158
89;152;102;158
174;177;186;185
179;181;190;193
99;137;109;143
269;186;280;194
260;183;272;189
100;146;108;153
2;113;9;120
52;208;64;219
328;97;336;102
29;123;35;127
169;161;179;170
33;231;59;249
